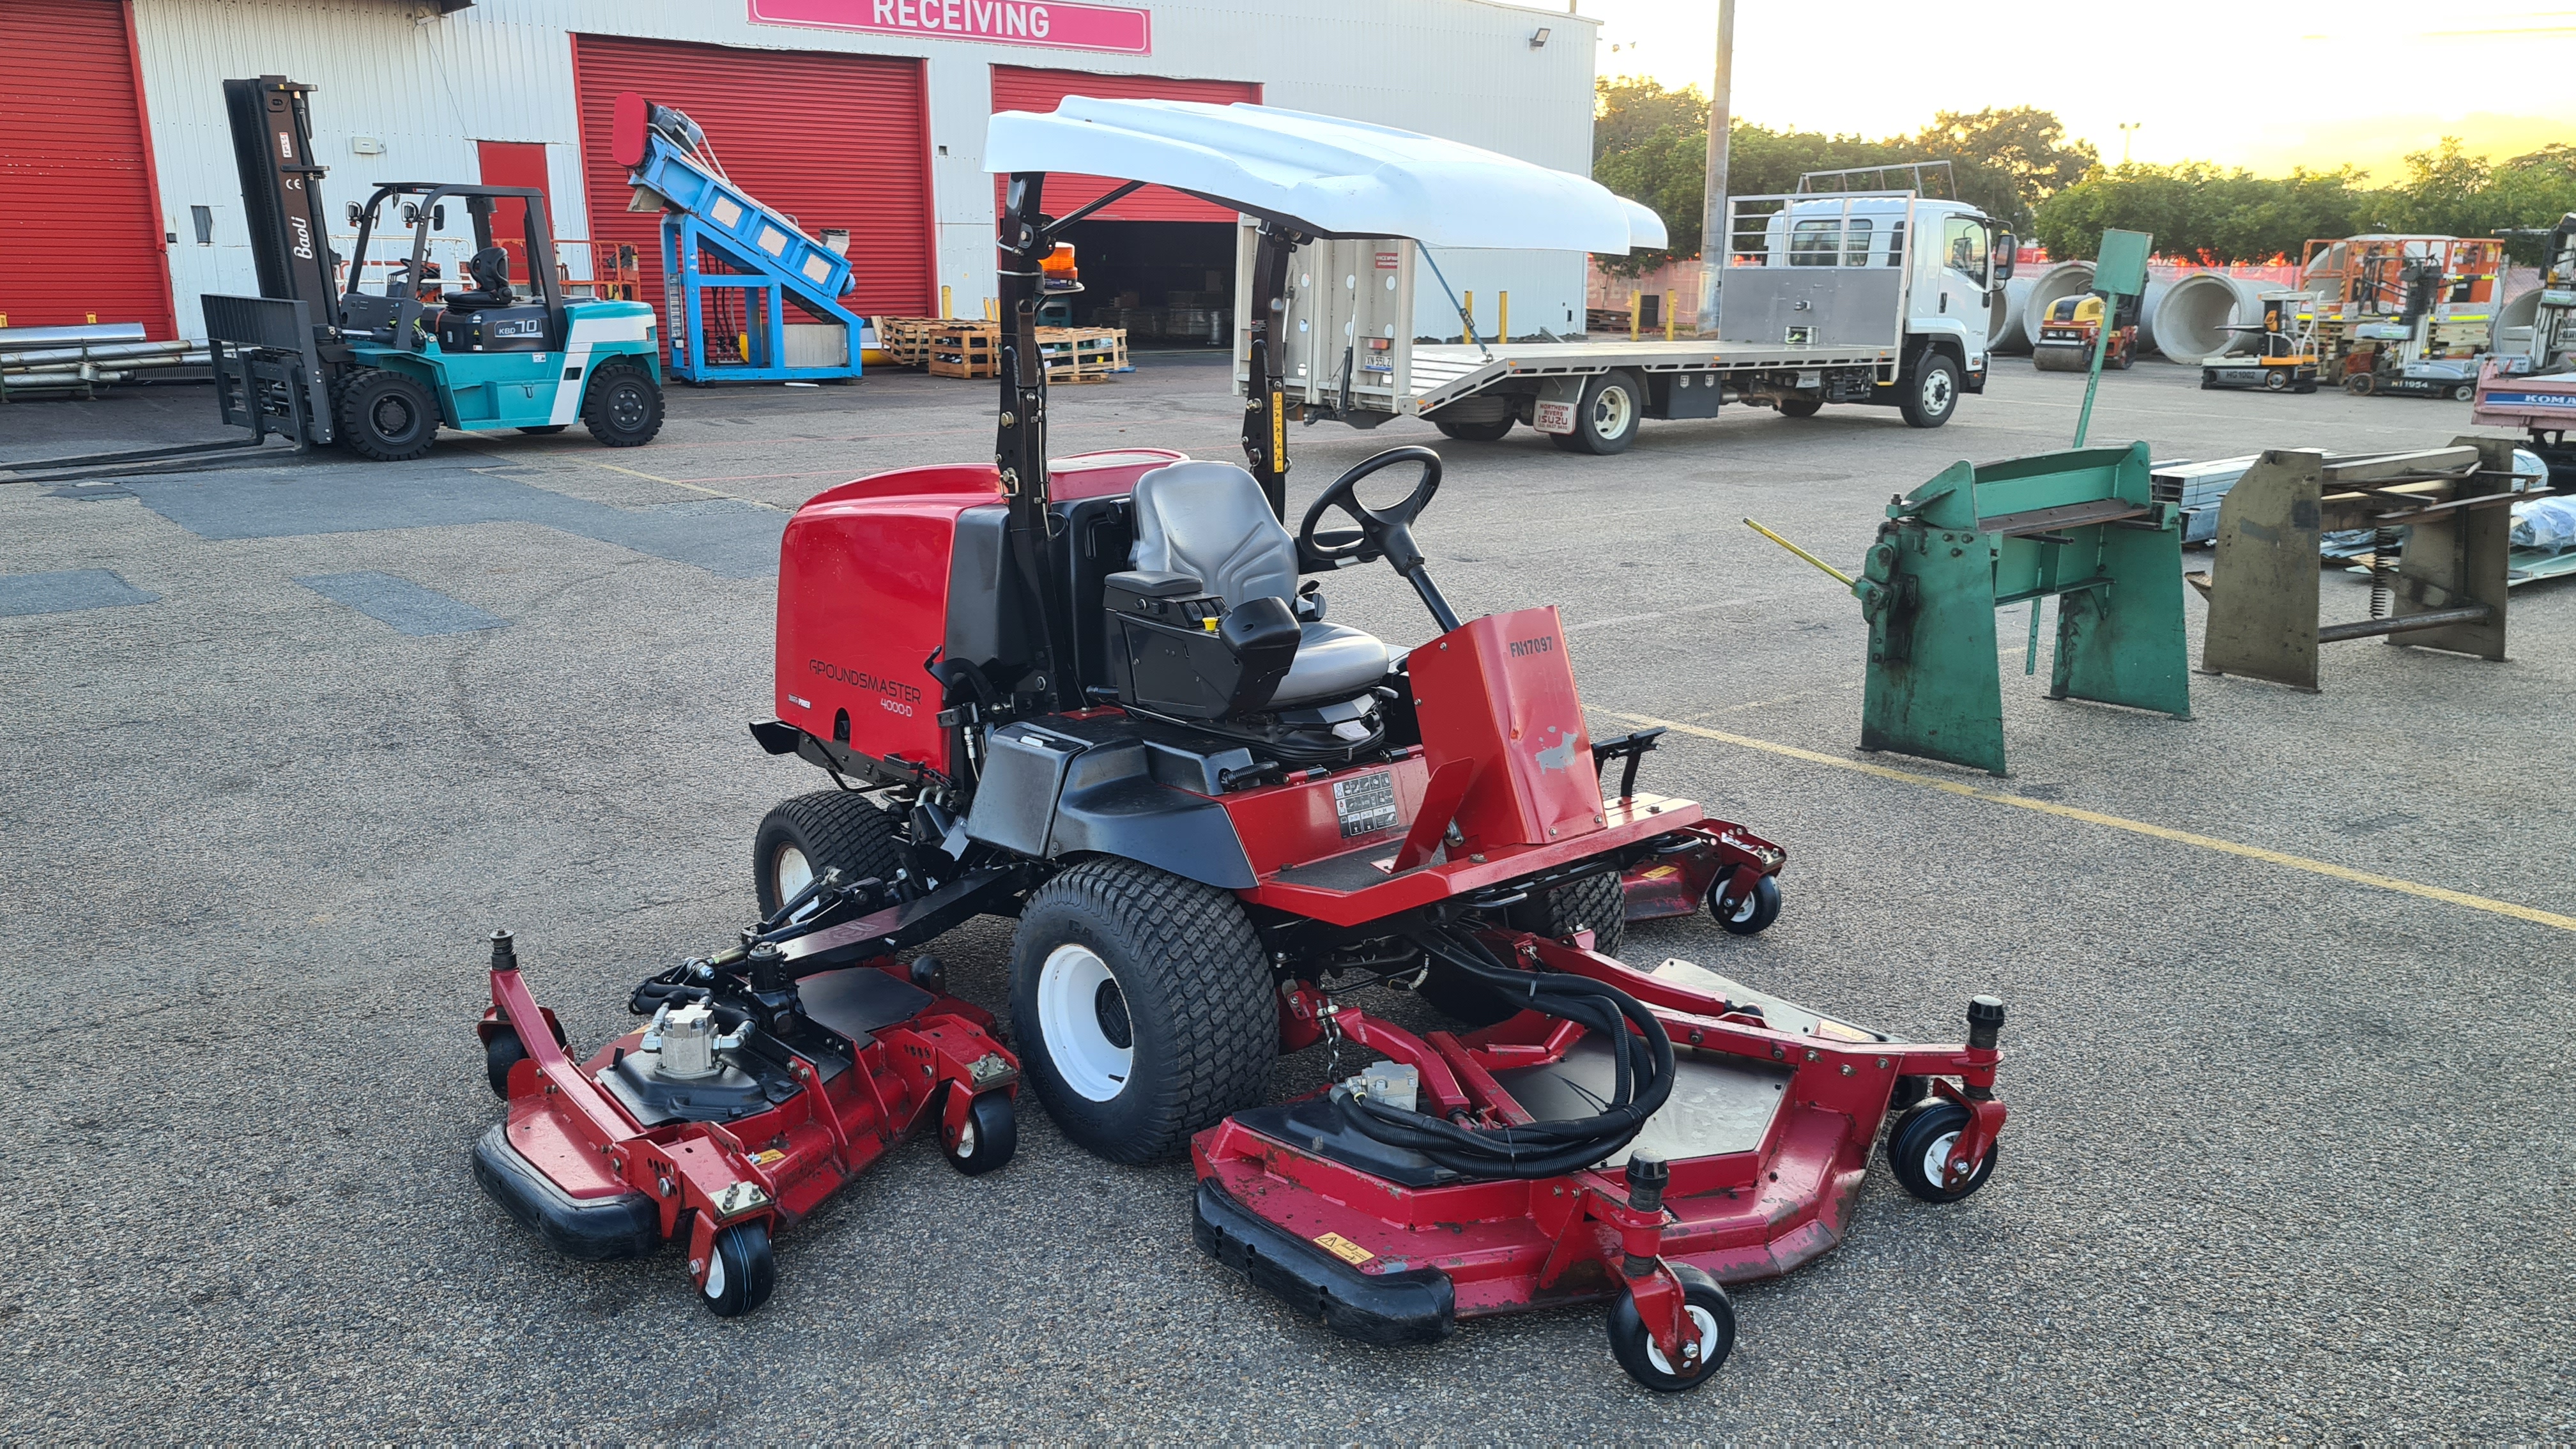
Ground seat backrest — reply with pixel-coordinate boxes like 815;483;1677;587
1129;461;1296;608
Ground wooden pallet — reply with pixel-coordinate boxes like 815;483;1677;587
1036;326;1128;382
873;317;942;369
925;322;1000;379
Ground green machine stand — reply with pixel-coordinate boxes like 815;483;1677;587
1753;439;2194;778
1852;443;2191;774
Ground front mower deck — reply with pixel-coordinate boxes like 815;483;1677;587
1193;933;2005;1351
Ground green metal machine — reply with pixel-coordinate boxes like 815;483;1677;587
1751;441;2193;776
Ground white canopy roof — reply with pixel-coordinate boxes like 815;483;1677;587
986;98;1667;254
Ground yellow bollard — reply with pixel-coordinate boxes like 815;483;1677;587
940;284;952;319
1664;291;1676;341
1462;290;1476;345
1498;291;1508;344
1629;295;1639;341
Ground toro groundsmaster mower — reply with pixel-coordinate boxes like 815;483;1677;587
481;98;2012;1386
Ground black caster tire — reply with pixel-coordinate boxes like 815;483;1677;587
1433;415;1515;441
1777;397;1822;418
753;791;905;919
334;367;440;461
1009;859;1276;1164
1548;370;1644;454
699;1220;776;1318
1887;1074;1931;1118
946;1091;1018;1176
1899;353;1961;428
1886;1098;1999;1203
517;424;569;435
1607;1264;1736;1393
485;1027;526;1100
1710;871;1781;936
583;361;665;448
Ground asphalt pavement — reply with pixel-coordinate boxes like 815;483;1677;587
3;353;2570;1439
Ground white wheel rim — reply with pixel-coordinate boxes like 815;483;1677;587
1038;942;1132;1102
1724;884;1758;923
1921;370;1952;413
703;1245;727;1300
1922;1128;1963;1186
1643;1303;1722;1376
773;846;814;919
1593;384;1633;438
955;1118;977;1158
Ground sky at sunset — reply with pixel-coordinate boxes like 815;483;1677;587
1575;1;2575;182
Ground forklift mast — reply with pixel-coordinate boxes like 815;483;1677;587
222;76;339;334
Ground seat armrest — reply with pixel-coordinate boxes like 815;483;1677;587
1105;569;1206;598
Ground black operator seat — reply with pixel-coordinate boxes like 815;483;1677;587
445;246;517;307
1128;461;1390;709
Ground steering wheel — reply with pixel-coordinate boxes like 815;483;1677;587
1296;445;1459;631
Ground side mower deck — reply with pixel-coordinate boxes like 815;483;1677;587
1192;931;2006;1377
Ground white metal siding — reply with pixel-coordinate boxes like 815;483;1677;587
134;0;1597;341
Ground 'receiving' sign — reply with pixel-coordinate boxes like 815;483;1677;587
747;0;1153;54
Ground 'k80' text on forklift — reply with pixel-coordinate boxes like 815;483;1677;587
202;76;664;461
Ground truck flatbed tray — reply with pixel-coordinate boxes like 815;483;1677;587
1406;339;1897;413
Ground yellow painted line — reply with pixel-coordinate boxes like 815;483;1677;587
585;459;790;512
1602;710;2576;935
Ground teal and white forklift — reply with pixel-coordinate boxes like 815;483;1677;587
203;75;664;461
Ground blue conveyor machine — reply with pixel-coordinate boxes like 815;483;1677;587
614;93;864;384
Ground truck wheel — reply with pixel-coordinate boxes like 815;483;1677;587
1434;415;1515;441
1550;370;1643;454
1899;354;1960;428
1009;859;1275;1163
1777;397;1822;418
335;367;440;461
583;361;664;447
752;790;905;919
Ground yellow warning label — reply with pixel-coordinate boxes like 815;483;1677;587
751;1149;785;1168
1314;1232;1375;1266
1639;865;1679;880
1270;392;1285;469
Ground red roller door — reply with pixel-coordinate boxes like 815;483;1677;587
571;34;933;325
0;0;172;338
990;66;1260;223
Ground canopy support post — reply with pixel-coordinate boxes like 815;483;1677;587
1241;221;1304;520
995;171;1069;716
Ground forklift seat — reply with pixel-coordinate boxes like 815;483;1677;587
1128;461;1390;709
445;247;517;308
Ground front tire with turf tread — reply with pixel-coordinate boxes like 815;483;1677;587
1506;868;1627;958
582;360;664;447
334;367;440;461
753;790;905;918
1009;860;1276;1163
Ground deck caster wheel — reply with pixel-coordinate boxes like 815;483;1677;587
1886;1098;1999;1203
946;1091;1018;1176
1709;871;1781;935
484;1027;526;1099
1607;1264;1736;1393
698;1220;776;1319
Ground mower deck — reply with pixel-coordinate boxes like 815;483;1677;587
1192;933;2005;1353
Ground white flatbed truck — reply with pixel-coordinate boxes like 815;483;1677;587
1238;171;2017;452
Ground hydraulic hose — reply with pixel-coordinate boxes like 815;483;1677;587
1330;927;1675;1179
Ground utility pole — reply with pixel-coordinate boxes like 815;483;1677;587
2117;122;2140;166
1694;0;1735;335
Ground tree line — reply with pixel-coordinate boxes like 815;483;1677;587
1594;78;2576;272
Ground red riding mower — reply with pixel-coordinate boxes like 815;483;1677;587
475;99;2010;1387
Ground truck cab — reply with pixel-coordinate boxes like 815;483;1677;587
1730;188;2011;394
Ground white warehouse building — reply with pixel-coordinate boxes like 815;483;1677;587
0;0;1602;350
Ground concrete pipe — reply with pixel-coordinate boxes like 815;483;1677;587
2131;279;2173;358
2021;262;2096;349
2494;288;2543;357
2153;273;2261;361
1993;276;2039;353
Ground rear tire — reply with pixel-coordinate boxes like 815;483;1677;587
334;367;439;461
1549;370;1644;454
583;360;664;447
1777;397;1822;418
1009;860;1276;1163
1434;415;1515;441
1506;869;1627;958
1899;353;1961;428
752;790;905;919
